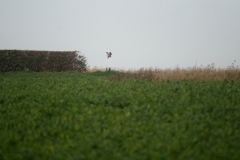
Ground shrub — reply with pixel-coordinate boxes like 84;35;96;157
0;50;87;72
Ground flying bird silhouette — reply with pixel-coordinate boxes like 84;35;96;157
106;52;112;58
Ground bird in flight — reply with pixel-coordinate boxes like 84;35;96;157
106;52;112;58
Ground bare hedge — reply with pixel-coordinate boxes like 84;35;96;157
0;50;87;72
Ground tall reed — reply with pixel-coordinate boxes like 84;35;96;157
108;63;240;81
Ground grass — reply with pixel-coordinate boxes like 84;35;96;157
0;70;240;160
107;63;240;81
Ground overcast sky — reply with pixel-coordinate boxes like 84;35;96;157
1;0;240;69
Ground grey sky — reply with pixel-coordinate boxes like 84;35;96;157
1;0;240;69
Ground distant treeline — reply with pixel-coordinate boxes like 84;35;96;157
0;50;87;72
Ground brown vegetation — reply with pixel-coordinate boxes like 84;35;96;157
107;63;240;81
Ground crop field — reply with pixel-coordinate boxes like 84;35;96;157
0;71;240;160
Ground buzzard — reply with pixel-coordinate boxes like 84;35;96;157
106;52;112;58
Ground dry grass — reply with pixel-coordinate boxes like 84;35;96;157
87;62;240;81
111;67;239;81
107;64;240;81
86;66;126;72
86;66;106;72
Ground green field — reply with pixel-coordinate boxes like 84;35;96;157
0;71;240;160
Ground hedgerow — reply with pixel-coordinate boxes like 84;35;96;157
0;50;87;73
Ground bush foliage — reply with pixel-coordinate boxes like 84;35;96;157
0;50;87;72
